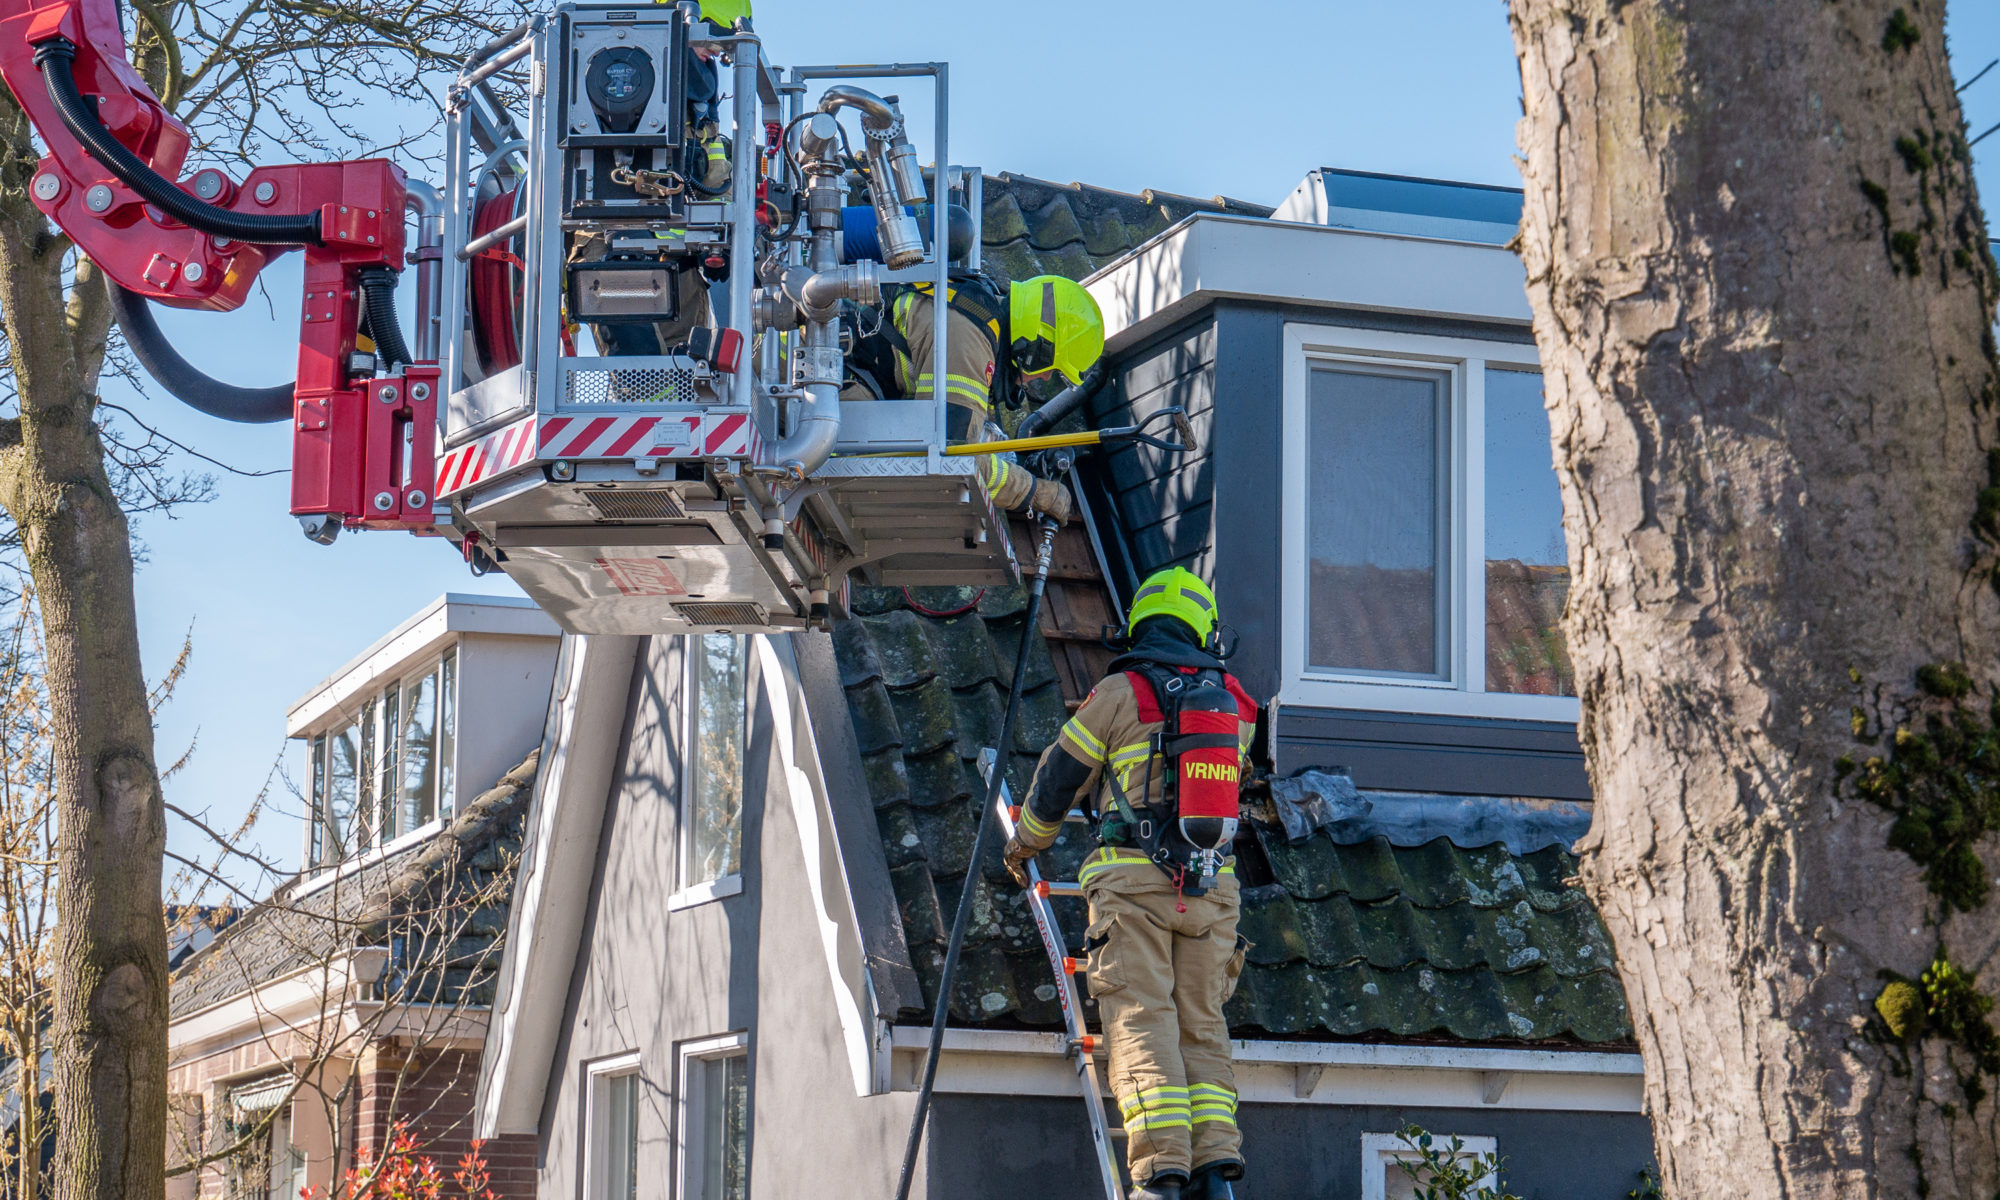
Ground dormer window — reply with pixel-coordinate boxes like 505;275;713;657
308;650;457;868
1282;323;1577;721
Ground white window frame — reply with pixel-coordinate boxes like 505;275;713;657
672;634;749;909
583;1051;643;1200
1360;1131;1499;1200
297;648;458;894
675;1033;750;1200
1281;321;1580;723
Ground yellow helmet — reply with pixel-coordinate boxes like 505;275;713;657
694;0;751;26
1009;275;1105;386
1126;567;1218;642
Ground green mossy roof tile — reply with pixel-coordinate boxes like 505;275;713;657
981;190;1031;245
1025;195;1087;251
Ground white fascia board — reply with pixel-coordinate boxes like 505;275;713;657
168;951;374;1058
754;636;890;1097
885;1027;1643;1115
475;634;642;1139
285;593;558;735
1084;214;1531;356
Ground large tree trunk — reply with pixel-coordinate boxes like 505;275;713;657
1510;0;2000;1194
0;110;166;1198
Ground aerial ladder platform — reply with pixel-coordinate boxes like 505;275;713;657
0;0;1055;636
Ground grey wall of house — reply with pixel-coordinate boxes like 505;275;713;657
1091;301;1589;801
926;1094;1654;1200
455;632;560;806
534;636;765;1199
529;634;927;1199
746;633;924;1199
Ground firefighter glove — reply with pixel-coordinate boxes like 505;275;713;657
1021;476;1072;524
1003;833;1038;890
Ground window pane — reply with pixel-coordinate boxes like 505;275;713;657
326;723;360;858
698;1054;749;1200
438;651;457;817
400;670;439;833
375;688;395;843
602;1072;638;1200
360;700;378;848
1483;368;1575;696
689;635;747;886
1306;366;1449;677
309;735;326;867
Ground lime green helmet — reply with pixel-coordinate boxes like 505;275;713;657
1127;567;1218;642
1008;275;1105;386
677;0;751;26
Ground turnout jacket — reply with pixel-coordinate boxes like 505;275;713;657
1015;664;1258;888
845;282;1037;511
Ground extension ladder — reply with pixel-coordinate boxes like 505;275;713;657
988;760;1127;1200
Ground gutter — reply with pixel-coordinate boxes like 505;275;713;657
885;1027;1643;1115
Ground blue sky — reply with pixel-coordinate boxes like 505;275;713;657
135;1;2000;878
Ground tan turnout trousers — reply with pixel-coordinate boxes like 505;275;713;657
1084;858;1246;1183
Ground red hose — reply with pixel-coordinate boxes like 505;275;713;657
470;190;522;373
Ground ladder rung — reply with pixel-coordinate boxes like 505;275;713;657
1041;880;1083;898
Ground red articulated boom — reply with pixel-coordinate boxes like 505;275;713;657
0;0;436;541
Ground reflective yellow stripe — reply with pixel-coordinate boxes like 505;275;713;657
706;142;727;159
1109;744;1151;770
1078;848;1234;887
1120;1086;1191;1132
985;458;1012;498
912;373;990;408
1189;1083;1237;1125
1020;807;1060;840
1059;717;1105;759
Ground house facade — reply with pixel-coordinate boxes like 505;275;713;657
472;171;1657;1200
166;594;560;1200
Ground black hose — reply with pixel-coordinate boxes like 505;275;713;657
1016;361;1106;441
36;40;321;246
462;21;533;75
107;284;292;423
359;269;413;366
893;518;1062;1200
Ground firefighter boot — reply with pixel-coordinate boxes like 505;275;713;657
1186;1160;1243;1200
1129;1172;1187;1200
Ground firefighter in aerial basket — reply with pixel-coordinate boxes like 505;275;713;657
842;272;1103;524
1003;567;1258;1200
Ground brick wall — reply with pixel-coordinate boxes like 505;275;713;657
355;1047;538;1198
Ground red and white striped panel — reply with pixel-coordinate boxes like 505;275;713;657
537;411;760;461
437;415;539;497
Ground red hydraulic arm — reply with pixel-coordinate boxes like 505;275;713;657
0;0;436;536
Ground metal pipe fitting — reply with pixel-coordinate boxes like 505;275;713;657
781;262;879;323
403;180;444;362
816;85;897;132
817;86;924;268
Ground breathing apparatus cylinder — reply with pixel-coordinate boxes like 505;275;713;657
1171;679;1243;861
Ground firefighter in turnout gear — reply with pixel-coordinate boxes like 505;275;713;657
843;273;1103;523
1004;568;1257;1200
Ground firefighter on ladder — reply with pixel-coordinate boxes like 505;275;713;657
1004;567;1257;1200
843;273;1102;523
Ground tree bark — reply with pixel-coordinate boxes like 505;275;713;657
1510;0;2000;1194
0;103;167;1199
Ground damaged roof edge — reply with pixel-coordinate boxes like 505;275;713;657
475;633;643;1140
